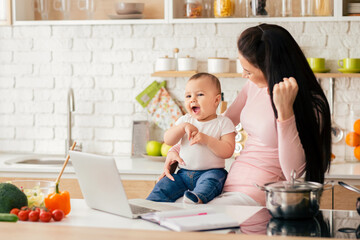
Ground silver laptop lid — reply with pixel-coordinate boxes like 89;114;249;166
69;151;134;218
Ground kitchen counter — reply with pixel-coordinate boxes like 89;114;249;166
0;153;236;181
0;152;359;183
0;199;357;240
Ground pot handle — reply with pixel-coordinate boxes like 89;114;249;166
323;180;334;191
254;183;266;191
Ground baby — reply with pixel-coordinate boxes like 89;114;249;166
146;72;236;204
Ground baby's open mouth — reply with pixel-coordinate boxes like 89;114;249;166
192;106;200;114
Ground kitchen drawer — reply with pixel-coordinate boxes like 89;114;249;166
320;185;360;210
0;177;156;200
334;185;360;210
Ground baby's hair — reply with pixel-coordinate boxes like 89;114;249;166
189;72;221;94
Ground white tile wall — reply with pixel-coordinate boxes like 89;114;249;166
0;22;359;160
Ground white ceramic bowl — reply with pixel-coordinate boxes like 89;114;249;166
155;56;176;71
116;2;144;15
178;56;197;71
208;57;230;73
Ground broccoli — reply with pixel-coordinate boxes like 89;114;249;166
0;183;28;213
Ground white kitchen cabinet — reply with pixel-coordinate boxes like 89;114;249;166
9;0;360;26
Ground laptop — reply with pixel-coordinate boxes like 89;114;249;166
69;151;181;218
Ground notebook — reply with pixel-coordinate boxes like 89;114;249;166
141;207;240;232
69;151;181;219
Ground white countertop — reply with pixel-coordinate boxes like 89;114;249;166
0;153;234;180
16;199;263;233
0;152;359;182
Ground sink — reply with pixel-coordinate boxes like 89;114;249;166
4;155;71;166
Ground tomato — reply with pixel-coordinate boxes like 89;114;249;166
28;210;40;222
10;208;20;216
18;210;29;221
39;211;52;222
32;207;41;213
20;206;30;215
51;209;64;222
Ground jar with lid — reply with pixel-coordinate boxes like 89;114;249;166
203;0;213;17
236;0;250;17
300;0;314;16
251;0;269;17
214;0;235;18
184;0;203;18
314;0;332;16
281;0;292;17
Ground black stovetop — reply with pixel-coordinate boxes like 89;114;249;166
239;208;360;239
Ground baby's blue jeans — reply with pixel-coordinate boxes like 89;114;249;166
146;168;227;204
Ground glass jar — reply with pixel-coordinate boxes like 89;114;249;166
281;0;292;17
314;0;332;16
236;0;250;17
301;0;314;16
251;0;269;17
185;0;203;18
203;0;214;17
214;0;235;18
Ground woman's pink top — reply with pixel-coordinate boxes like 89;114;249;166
223;80;306;205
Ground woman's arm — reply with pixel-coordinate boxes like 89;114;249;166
223;81;249;125
273;77;306;180
277;116;306;180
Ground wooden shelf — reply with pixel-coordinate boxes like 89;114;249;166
315;73;360;78
151;71;360;78
151;71;197;77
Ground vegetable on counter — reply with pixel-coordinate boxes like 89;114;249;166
44;184;71;215
0;183;28;213
44;141;76;216
39;209;52;222
23;185;45;208
0;213;18;222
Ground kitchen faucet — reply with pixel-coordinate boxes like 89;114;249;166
67;88;75;156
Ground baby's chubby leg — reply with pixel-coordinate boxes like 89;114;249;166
146;173;187;202
186;168;227;204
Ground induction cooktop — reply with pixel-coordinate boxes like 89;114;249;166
239;208;360;239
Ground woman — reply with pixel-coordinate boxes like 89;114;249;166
159;23;331;206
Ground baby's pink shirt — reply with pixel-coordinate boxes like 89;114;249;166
223;80;306;205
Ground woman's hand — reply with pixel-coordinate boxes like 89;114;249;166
273;77;298;121
157;151;185;182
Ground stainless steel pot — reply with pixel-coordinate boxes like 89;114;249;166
256;171;333;219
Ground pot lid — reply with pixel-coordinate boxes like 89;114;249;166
263;180;323;192
263;169;323;192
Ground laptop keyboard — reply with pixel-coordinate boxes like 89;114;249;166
130;204;158;215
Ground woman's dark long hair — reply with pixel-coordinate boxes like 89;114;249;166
237;24;331;183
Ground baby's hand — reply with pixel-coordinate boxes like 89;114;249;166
184;123;198;141
190;132;208;146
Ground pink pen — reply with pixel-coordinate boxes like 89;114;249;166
167;212;208;219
